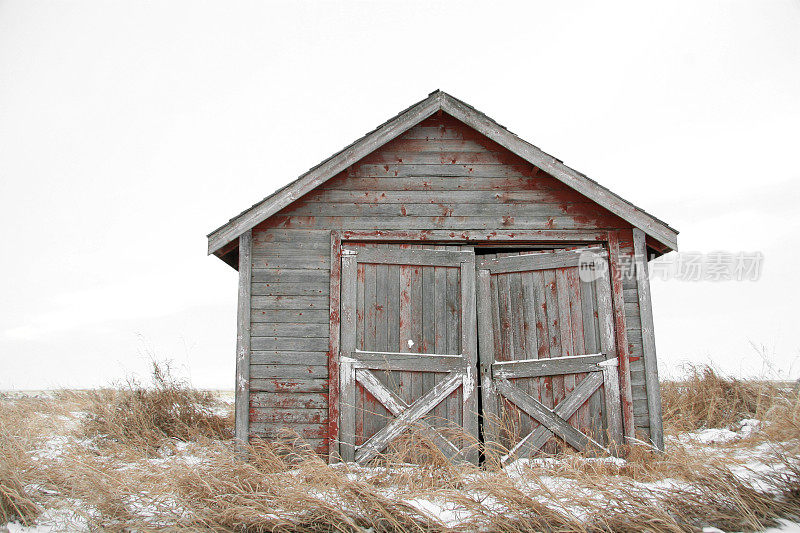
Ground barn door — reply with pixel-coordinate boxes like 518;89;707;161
338;244;478;464
476;249;624;463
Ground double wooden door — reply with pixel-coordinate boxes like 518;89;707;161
338;244;622;464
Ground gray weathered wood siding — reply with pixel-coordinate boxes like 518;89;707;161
247;113;655;451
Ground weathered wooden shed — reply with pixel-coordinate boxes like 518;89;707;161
207;90;678;463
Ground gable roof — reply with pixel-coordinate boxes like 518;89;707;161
208;90;678;256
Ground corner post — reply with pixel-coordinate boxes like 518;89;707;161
234;230;252;459
327;232;343;463
632;228;665;450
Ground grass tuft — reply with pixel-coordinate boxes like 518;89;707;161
80;360;232;449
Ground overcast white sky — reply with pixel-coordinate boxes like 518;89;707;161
1;1;799;389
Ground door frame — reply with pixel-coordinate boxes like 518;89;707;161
327;229;633;463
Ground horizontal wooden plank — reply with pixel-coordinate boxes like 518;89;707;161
250;378;328;393
251;309;330;323
251;295;328;310
261;215;622;231
252;229;331;244
631;388;649;401
251;269;330;284
353;163;534;178
252;283;328;297
384;137;495;150
492;354;607;379
250;408;327;424
397;127;480;141
250;364;328;379
302;189;581;204
250;351;328;365
350;247;471;267
623;287;639;303
250;337;329;351
337;229;610;243
283;202;598;219
251;252;329;270
251;322;329;337
249;423;328;439
252;241;330;255
360;150;514;165
348;351;464;373
322;176;552;191
250;392;328;409
478;248;604;274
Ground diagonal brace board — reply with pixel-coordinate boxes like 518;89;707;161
501;371;606;462
355;371;462;464
496;374;607;457
355;369;460;460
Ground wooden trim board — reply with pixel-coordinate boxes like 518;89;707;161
633;228;665;450
234;230;252;458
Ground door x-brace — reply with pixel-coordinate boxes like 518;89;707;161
493;357;622;463
348;365;463;464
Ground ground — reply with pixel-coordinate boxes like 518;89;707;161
1;367;799;532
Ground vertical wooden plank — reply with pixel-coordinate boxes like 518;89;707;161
608;231;635;440
582;278;603;441
387;261;400;352
421;259;436;428
461;252;479;464
543;269;563;409
339;253;358;462
556;268;576;433
399;260;414;409
633;228;665;450
445;266;460;426
496;275;514;361
235;230;252;459
410;262;423;405
521;271;539;362
595;260;624;447
327;232;341;462
364;263;377;350
362;259;378;445
555;269;574;357
509;273;527;360
476;268;500;451
521;270;541;436
357;263;366;351
531;269;550;418
508;270;532;440
376;244;389;352
567;269;589;432
433;250;447;422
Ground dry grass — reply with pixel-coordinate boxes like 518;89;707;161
661;363;800;444
78;360;233;449
0;427;40;526
1;363;799;532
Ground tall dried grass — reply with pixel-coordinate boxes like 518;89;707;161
79;360;232;449
661;363;800;444
2;363;800;531
0;430;39;526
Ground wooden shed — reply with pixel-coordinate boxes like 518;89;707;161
207;90;678;463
